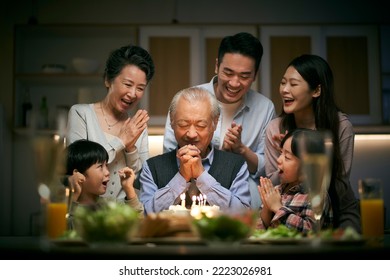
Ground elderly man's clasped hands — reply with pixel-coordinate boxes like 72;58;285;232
177;144;204;182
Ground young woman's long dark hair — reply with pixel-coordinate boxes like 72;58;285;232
279;54;347;228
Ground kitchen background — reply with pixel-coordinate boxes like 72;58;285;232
0;0;389;235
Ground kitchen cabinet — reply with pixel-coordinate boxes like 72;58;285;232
259;25;381;125
139;25;257;126
13;24;138;132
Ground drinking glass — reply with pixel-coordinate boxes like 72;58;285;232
298;130;333;234
33;133;69;241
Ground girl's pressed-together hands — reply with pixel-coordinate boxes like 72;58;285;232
258;176;282;213
257;176;282;228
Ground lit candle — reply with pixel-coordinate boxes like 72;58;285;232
180;193;186;207
191;195;197;208
203;194;207;206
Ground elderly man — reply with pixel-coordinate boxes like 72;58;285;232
139;87;251;214
163;32;276;209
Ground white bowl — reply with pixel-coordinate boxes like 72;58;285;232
72;58;100;74
42;64;66;73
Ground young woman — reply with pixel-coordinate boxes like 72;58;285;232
264;54;360;232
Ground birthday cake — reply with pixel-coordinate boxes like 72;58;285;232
166;204;220;215
164;192;220;216
138;196;220;238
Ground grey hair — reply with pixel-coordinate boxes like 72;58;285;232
169;87;221;121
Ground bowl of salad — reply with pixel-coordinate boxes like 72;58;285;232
74;201;139;244
191;209;256;244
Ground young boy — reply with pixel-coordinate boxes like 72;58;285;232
64;139;143;227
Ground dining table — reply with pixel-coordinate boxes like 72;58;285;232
1;233;389;260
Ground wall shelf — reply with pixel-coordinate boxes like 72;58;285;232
13;23;137;128
354;125;390;134
15;73;103;86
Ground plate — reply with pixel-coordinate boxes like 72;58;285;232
244;237;366;246
318;238;367;246
51;237;206;246
51;239;87;247
129;236;205;245
244;238;309;245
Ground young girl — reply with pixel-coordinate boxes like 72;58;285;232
64;139;143;227
264;54;360;232
257;129;332;233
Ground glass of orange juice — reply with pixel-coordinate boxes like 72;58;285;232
358;178;384;241
38;182;69;240
45;200;68;239
33;133;69;241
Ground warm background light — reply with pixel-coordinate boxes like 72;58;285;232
355;134;390;141
148;135;164;157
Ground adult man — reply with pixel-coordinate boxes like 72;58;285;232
139;87;251;214
163;32;276;209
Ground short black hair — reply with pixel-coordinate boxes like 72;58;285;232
65;139;108;175
217;32;263;75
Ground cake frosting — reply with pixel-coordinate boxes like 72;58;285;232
164;204;220;217
164;192;220;217
168;205;189;211
168;204;220;212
